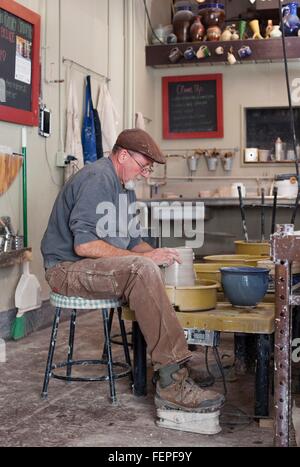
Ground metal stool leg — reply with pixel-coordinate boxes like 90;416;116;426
66;309;77;380
41;307;62;399
102;308;117;404
101;308;114;360
117;308;133;381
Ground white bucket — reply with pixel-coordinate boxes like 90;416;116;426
275;177;298;198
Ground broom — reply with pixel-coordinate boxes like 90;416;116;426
11;128;41;340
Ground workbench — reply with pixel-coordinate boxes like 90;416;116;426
123;301;275;418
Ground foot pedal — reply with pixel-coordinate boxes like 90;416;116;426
156;408;221;435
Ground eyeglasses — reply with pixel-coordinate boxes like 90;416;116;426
132;157;154;175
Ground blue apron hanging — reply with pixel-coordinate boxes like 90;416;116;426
82;76;97;164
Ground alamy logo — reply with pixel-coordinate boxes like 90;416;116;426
96;197;205;248
0;338;6;363
292;338;300;363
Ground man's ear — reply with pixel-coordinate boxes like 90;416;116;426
117;149;130;165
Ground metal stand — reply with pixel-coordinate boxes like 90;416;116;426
272;224;297;447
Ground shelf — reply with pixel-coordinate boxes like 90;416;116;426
0;248;32;268
146;37;300;67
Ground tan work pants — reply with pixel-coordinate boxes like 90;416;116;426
45;256;191;369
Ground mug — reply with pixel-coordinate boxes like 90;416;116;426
184;46;196;60
227;51;236;65
215;46;224;55
238;45;252;59
168;47;183;64
196;45;211;59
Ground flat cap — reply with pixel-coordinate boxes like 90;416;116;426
115;129;166;164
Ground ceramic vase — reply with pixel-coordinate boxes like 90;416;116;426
173;3;194;42
282;2;300;36
270;25;282;38
189;16;205;42
249;19;264;39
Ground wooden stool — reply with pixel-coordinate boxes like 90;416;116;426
41;293;132;404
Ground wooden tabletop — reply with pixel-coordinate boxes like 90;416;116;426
123;301;275;335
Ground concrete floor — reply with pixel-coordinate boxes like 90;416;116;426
0;310;276;447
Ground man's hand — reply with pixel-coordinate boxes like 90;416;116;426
143;248;182;267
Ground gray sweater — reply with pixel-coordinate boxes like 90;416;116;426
41;158;142;269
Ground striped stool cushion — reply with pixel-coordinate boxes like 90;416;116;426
50;292;123;310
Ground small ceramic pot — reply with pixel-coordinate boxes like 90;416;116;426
220;29;232;41
207;26;221;41
270;25;282;38
166;33;178;44
215;46;224;55
221;267;269;307
227;51;236;65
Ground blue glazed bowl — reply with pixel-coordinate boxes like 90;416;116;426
220;267;269;307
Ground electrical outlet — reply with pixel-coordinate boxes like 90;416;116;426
56;150;67;167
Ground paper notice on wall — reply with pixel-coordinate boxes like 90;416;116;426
15;36;32;85
0;78;6;102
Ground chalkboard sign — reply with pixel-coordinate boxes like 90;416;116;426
0;0;40;126
246;106;300;150
162;74;223;139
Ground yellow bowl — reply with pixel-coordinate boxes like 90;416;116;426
203;254;267;267
234;240;270;256
194;263;221;284
165;279;219;312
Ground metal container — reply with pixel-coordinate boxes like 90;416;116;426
0;235;5;253
13;235;24;250
3;235;13;252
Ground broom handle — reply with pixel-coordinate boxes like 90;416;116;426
237;186;249;242
22;128;28;248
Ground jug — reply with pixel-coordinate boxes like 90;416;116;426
282;2;300;36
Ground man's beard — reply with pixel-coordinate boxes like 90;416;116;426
124;179;136;191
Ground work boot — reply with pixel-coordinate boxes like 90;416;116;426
155;366;225;413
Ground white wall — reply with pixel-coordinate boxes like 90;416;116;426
0;0;128;312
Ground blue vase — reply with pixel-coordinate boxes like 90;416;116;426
282;2;300;36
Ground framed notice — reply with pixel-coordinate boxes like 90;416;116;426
0;0;41;126
162;74;223;139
